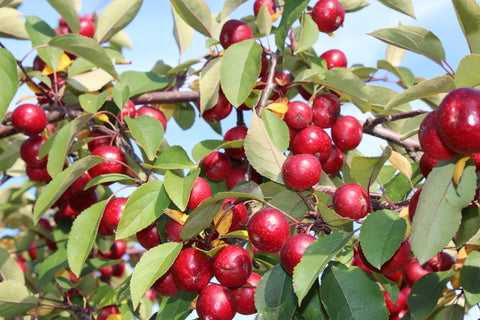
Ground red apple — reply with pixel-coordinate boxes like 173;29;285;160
136;105;167;132
171;248;212;292
219;19;253;49
247;208;290;253
98;197;128;236
280;233;316;275
224;125;248;159
418;111;457;160
319;49;348;69
291;126;332;163
312;92;341;128
196;284;237;320
282;154;322;191
187;177;212;210
202;151;232;181
11;104;47;136
332;183;370;220
311;0;345;34
212;245;252;288
284;101;313;130
331;115;363;151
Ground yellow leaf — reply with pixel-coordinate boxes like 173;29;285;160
43;53;72;75
164;209;188;225
450;269;461;289
266;97;289;119
213;202;233;237
106;314;122;320
28;305;55;316
190;79;200;90
453;154;471;185
157;103;175;121
55;268;70;279
387;149;413;180
94;113;110;123
271;10;282;22
26;80;43;94
17;95;39;103
327;32;335;38
77;128;91;141
220;229;249;240
398;207;411;237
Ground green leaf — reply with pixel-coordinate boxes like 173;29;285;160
164;169;200;212
172;6;194;55
221;39;262;106
0;7;28;39
49;34;119;79
455;54;480;88
339;0;369;12
125;115;164;161
180;199;223;240
408;270;455;318
377;60;414;87
47;114;92;178
95;0;143;43
220;0;248;20
386;44;406;67
46;0;80;33
320;264;389;320
261;109;289;153
0;49;18;122
244;113;286;183
199;56;221;114
191;139;243;162
38;241;68;289
293;232;353;305
453;0;480;55
411;160;476;264
256;3;272;36
457;207;480;248
170;0;212;37
460;249;480;306
425;305;465;320
359;210;406;269
377;0;415;18
275;0;310;50
385;75;455;110
0;246;24;283
349;150;391;190
319;69;369;106
269;188;310;220
33;156;104;222
0;280;37;318
295;14;319;54
67;200;107;277
25;16;63;72
67;68;114;92
255;264;297;320
156;290;197;320
130;242;182;307
119;71;168;97
116;180;170;239
79;90;110;113
153;145;196;170
295;283;329;320
173;102;195;130
368;25;446;65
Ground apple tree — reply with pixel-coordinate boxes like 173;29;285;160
0;0;479;319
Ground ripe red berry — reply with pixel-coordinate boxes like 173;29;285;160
88;145;127;181
280;233;316;275
20;135;48;167
11;104;47;136
87;130;113;152
97;305;120;320
232;272;261;315
247;208;290;253
253;0;277;17
408;187;422;221
100;239;127;259
152;268;179;296
311;0;345;34
187;177;212;210
312;92;341;128
26;164;51;182
282;154;322;191
171;248;212;292
196;284;237;320
136;221;162;250
136;105;167;132
98;197;128;236
202;89;232;123
359;239;411;275
202;151;232;181
219;19;253;49
321;144;344;176
319;49;348;69
291;126;332;162
418;111;457;160
226;165;262;190
212;245;252;288
79;17;95;38
419;152;438;178
224;125;248;159
332;183;370;220
284;101;313;130
119;99;136;121
331;115;363;151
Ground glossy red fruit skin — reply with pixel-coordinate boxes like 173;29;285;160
232;272;261;315
284;101;313;130
119;99;136;120
68;189;98;212
223;199;248;232
99;197;128;236
202;90;232;123
219;19;253;49
418;111;457;160
408;187;422;221
282;154;322;191
280;233;316;275
333;183;370;220
384;287;409;318
26;164;51;182
253;0;276;16
312;0;345;33
319;49;348;69
136;221;162;250
100;239;127;259
312;92;341;128
224;125;248;159
54;203;81;222
423;252;455;272
32;55;47;72
291;126;332;163
226;165;262;190
136;106;167;132
71;171;94;193
247;208;290;253
321;145;344;176
403;258;431;286
152;268;179;296
187;177;212;210
87;130;113;152
359;240;411;275
419;152;438;178
202;151;232;181
12;104;47;136
79;17;95;38
436;87;480;154
331;115;363;151
88;145;127;180
97;305;120;320
196;284;237;320
213;245;252;288
164;218;184;243
172;248;212;292
20;135;48;167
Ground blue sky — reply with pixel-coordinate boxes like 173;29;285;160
2;1;477;319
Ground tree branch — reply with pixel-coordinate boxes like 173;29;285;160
131;90;199;105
